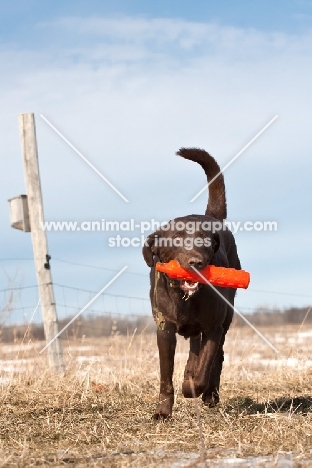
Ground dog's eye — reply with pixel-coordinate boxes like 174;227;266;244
173;233;182;240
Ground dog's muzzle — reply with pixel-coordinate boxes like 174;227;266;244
162;265;201;299
180;279;199;298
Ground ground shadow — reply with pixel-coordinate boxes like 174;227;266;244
223;395;312;415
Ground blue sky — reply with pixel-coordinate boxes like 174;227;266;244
1;1;312;325
1;0;312;38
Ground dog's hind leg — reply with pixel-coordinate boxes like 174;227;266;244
154;322;177;420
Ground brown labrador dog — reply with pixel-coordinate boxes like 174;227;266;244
142;148;241;419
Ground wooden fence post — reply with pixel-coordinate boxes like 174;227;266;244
18;113;64;373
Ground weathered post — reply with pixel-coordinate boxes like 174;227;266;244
17;113;64;373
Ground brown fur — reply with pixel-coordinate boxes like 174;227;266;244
143;148;241;419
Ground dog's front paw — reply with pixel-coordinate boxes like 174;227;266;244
153;394;174;420
182;379;204;398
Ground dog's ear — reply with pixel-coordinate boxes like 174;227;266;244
142;231;160;267
212;233;220;253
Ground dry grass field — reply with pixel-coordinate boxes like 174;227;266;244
1;323;312;467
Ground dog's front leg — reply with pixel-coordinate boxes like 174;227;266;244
154;322;177;419
184;334;201;381
182;325;223;399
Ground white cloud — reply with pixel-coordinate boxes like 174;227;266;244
39;16;219;48
39;16;312;58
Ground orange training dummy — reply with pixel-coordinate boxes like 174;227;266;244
156;260;250;289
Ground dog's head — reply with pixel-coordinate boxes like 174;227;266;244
142;215;220;296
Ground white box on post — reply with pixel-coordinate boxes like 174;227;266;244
8;194;31;232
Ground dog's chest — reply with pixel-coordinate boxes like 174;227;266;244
174;298;203;337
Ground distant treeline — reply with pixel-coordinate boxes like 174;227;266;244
233;306;311;327
0;305;311;343
0;314;155;343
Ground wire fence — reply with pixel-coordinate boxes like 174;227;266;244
0;256;154;327
0;259;155;342
0;284;152;328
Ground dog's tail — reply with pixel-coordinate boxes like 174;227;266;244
176;148;226;220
